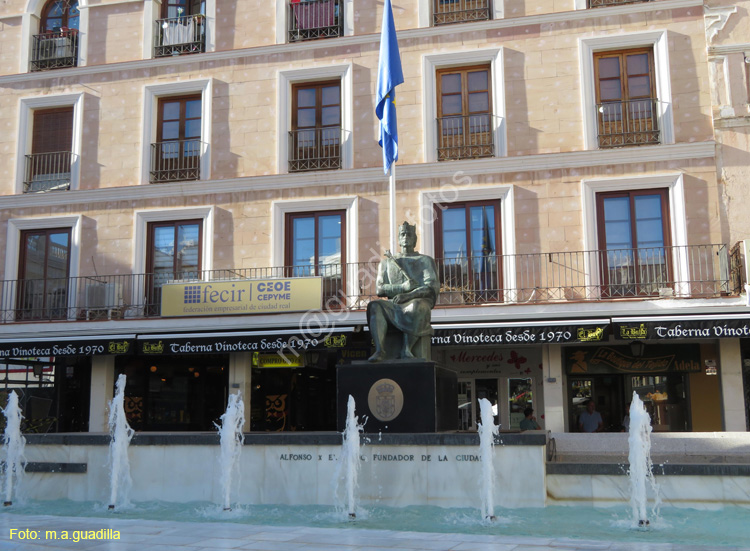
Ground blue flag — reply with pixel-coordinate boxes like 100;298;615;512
375;0;404;175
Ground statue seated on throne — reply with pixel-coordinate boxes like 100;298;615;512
367;222;440;362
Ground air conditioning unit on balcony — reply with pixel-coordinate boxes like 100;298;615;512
85;282;123;320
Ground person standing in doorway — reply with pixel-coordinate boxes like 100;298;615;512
578;399;603;433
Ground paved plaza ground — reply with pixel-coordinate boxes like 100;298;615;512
1;514;748;551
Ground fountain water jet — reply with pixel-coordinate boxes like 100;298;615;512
1;391;26;507
627;391;660;527
341;395;363;519
108;374;135;511
216;392;245;511
477;398;499;521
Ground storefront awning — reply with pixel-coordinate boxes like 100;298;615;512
613;314;750;340
0;334;136;358
431;319;610;346
135;327;357;355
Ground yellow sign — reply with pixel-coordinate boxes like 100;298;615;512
160;278;322;317
252;352;305;368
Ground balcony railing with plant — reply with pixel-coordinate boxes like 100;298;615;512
150;139;204;183
288;0;343;43
436;114;497;161
433;0;491;26
154;14;206;57
0;244;731;323
597;98;663;148
30;28;78;71
288;127;348;172
23;151;76;193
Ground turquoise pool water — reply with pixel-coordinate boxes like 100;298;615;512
3;500;748;547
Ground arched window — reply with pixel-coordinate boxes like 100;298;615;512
40;0;80;32
162;0;204;18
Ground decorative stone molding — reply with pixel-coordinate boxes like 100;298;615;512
704;6;738;43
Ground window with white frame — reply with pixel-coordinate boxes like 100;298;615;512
582;174;688;298
580;31;674;151
133;207;214;317
141;80;212;184
3;216;81;323
277;65;352;174
422;49;506;164
418;185;515;301
275;0;353;44
21;0;89;73
144;0;215;58
16;93;84;194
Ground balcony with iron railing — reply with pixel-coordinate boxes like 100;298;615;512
597;98;663;148
154;14;206;57
288;127;348;172
30;29;78;71
433;0;491;26
23;151;76;193
437;114;497;161
288;0;343;43
0;244;733;323
150;139;204;183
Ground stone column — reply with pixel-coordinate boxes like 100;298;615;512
88;356;116;432
719;339;747;431
228;352;253;429
542;344;565;433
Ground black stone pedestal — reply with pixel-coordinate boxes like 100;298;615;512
336;361;458;433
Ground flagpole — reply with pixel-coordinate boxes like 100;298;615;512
389;161;397;252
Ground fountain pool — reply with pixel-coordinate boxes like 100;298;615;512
1;500;748;547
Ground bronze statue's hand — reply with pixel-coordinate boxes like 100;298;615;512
401;279;417;293
393;294;407;304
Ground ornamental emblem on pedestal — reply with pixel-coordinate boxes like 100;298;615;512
367;378;404;422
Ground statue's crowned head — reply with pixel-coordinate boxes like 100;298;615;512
399;221;417;237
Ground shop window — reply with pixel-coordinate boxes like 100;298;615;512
434;200;501;303
16;228;71;321
436;65;494;161
145;220;202;316
116;355;228;431
289;81;343;172
151;95;203;183
508;378;533;430
596;189;671;297
285;211;345;307
30;0;79;71
629;374;688;432
24;107;74;193
154;0;206;57
594;48;660;148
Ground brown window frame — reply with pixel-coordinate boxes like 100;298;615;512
161;0;203;18
593;47;659;148
433;199;502;303
152;94;202;182
41;0;80;32
436;64;493;161
595;188;671;298
284;210;346;308
145;219;203;315
17;227;72;320
289;80;342;172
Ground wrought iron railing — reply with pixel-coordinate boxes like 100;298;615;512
588;0;651;7
433;0;491;26
288;128;347;172
30;29;78;71
288;0;343;42
0;245;731;323
154;14;206;57
436;114;497;161
597;98;663;148
150;139;204;183
23;152;75;193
